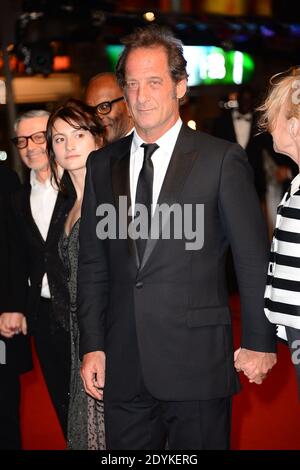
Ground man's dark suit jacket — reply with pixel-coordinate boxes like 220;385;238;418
78;125;276;403
8;172;75;332
0;164;32;374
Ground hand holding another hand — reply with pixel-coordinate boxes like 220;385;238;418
234;347;277;384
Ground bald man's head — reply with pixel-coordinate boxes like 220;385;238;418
85;73;133;143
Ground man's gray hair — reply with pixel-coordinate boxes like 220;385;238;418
14;109;50;132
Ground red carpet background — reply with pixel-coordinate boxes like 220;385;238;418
20;296;300;450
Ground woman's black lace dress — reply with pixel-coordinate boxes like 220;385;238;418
59;219;105;450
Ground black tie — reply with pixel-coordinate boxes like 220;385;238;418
236;114;251;122
135;143;159;261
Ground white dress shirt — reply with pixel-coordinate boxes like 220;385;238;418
30;170;58;298
232;109;252;149
130;119;182;216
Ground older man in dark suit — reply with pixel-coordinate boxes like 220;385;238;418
3;110;75;438
78;26;277;450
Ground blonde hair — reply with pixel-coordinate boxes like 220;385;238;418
257;66;300;133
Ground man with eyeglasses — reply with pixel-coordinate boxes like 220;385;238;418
85;72;133;144
1;110;75;440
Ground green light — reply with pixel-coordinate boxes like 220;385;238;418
106;45;255;86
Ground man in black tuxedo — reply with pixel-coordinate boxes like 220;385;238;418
212;87;297;205
78;26;277;450
0;162;32;449
212;86;267;201
213;88;268;292
3;110;75;438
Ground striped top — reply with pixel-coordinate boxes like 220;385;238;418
264;173;300;339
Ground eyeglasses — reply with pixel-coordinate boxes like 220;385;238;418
11;131;47;149
95;96;124;115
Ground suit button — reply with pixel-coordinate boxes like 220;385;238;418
135;281;143;289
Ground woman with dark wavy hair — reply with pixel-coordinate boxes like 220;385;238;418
47;99;105;449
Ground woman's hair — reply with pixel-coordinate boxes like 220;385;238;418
116;24;188;88
47;99;103;191
257;66;300;133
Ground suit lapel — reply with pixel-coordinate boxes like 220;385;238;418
140;125;198;270
111;135;139;268
22;172;74;246
229;112;238;143
46;172;75;245
249;117;256;141
21;183;45;245
46;191;67;244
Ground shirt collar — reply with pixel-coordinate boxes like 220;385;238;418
30;169;51;189
125;127;135;137
233;109;252;121
132;118;182;154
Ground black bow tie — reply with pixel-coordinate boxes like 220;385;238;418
235;114;252;122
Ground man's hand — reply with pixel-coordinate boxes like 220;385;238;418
234;347;277;384
0;312;27;338
81;351;106;400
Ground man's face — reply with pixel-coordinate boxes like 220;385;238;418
238;91;253;115
85;77;131;143
124;46;186;142
17;116;49;171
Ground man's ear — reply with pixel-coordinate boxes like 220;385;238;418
123;97;132;118
288;117;300;139
176;79;187;100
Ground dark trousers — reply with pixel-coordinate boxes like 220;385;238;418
104;380;232;450
0;368;21;449
286;326;300;400
34;298;71;439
